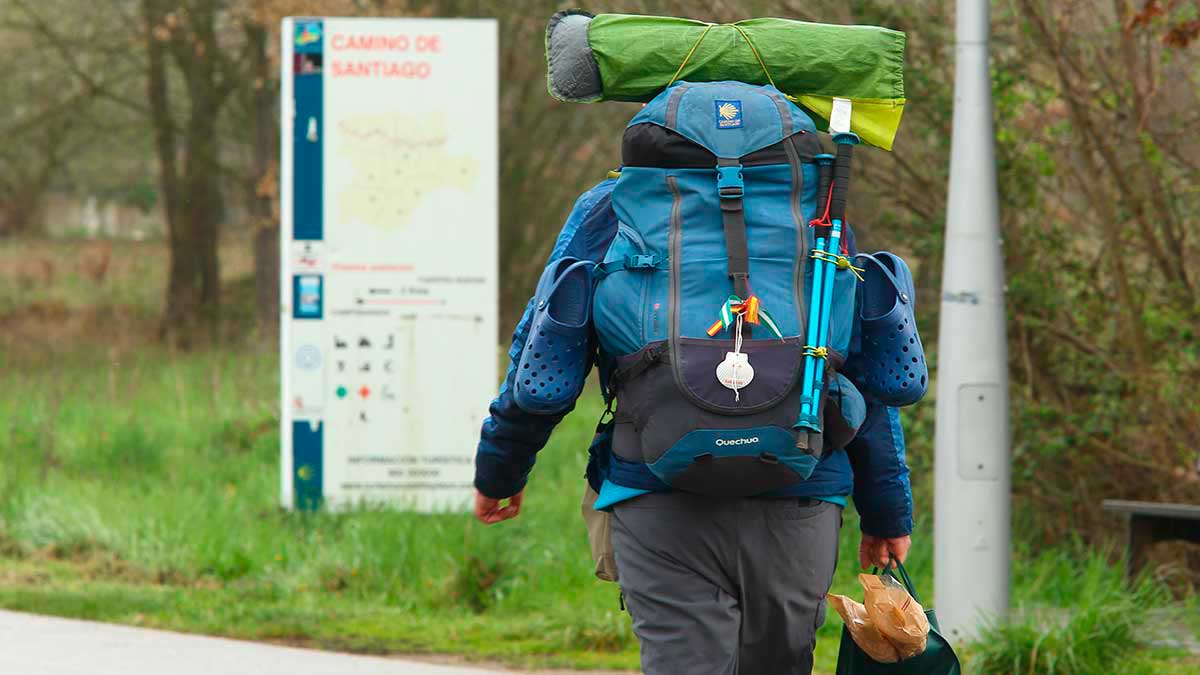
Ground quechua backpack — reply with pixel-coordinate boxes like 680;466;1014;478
593;81;864;497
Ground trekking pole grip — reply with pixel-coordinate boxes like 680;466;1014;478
829;132;860;224
814;153;835;221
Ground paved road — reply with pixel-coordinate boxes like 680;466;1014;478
0;610;520;675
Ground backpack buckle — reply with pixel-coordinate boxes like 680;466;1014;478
624;254;660;270
716;165;744;199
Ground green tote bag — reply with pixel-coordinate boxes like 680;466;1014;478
834;560;961;675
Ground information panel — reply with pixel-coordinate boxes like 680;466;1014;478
280;17;497;512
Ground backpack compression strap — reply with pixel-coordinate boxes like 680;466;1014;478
716;158;751;309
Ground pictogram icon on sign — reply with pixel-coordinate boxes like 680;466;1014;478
359;385;371;399
296;344;322;370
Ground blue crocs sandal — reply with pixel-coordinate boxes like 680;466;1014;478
514;257;596;414
844;251;928;407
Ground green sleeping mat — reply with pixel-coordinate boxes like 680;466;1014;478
545;11;906;150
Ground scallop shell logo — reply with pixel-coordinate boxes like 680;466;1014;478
295;24;321;46
298;464;314;481
718;102;740;120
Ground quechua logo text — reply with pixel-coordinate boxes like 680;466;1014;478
715;436;759;446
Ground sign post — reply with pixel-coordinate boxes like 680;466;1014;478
280;17;498;512
935;0;1011;638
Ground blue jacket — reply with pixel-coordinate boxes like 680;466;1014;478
475;178;914;538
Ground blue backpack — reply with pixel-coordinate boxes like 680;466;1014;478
592;81;866;497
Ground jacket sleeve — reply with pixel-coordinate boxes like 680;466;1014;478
840;223;914;538
845;402;914;538
474;180;618;499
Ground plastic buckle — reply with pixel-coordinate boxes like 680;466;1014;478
716;165;744;199
624;254;660;270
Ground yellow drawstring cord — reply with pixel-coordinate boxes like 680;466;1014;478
730;24;801;103
666;23;802;104
666;24;716;88
810;250;866;282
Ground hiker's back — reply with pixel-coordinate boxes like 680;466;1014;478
593;81;862;497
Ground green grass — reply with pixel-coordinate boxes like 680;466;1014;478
1;347;1197;673
964;543;1200;674
0;348;641;669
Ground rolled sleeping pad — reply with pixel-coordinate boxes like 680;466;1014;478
843;252;928;407
545;10;907;150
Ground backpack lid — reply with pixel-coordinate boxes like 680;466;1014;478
628;81;817;160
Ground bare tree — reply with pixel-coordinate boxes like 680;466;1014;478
142;0;247;345
0;3;139;236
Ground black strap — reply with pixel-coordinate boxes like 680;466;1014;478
716;158;750;300
611;343;669;389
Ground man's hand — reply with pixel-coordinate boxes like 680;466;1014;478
859;533;912;569
474;490;523;524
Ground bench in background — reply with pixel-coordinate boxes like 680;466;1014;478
1103;500;1200;577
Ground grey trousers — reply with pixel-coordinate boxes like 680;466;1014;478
611;491;841;675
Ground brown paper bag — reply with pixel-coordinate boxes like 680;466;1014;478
860;573;930;659
827;593;901;663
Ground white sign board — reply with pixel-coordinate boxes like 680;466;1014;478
280;17;497;512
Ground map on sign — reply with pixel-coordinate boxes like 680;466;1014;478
336;111;479;229
281;17;498;514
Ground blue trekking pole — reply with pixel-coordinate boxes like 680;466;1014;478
796;153;835;444
796;131;860;452
815;132;860;395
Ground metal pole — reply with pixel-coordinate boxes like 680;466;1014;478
934;0;1011;639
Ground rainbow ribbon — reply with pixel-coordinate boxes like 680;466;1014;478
706;295;784;339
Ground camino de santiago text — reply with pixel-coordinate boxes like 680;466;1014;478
329;32;443;79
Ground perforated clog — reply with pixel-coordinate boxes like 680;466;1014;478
844;252;928;407
514;257;596;414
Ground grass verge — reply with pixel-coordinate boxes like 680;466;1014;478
1;348;1197;673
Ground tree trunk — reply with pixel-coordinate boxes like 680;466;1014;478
143;0;196;347
0;122;69;238
182;91;223;344
0;188;46;237
183;2;226;346
144;0;231;347
247;20;280;337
